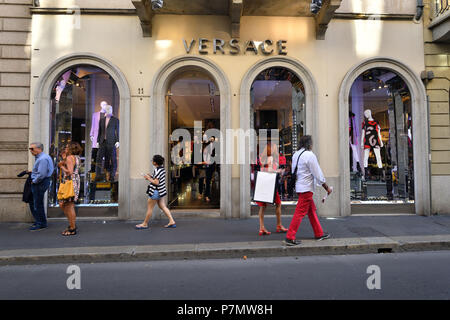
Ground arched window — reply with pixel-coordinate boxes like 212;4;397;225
349;68;414;203
48;65;120;207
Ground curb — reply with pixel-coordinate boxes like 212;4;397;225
0;236;449;266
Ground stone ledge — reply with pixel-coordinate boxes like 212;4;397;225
0;141;28;150
0;236;448;266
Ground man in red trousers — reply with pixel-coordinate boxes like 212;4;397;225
284;135;332;246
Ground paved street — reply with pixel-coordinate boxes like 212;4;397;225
0;251;448;300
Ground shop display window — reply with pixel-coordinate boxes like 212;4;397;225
349;68;414;203
250;67;306;202
48;65;120;207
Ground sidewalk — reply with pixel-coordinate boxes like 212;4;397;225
0;214;449;265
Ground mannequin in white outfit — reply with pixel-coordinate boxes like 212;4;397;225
90;101;108;149
361;109;383;170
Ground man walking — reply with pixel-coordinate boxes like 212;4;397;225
284;135;332;246
28;142;54;231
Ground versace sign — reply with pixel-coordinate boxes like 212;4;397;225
183;38;287;55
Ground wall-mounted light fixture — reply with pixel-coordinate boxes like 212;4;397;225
151;0;164;10
310;0;322;14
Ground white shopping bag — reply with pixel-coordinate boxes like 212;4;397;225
252;171;277;204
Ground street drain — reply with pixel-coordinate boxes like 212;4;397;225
377;248;393;254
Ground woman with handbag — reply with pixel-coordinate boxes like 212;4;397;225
255;142;288;236
58;142;82;236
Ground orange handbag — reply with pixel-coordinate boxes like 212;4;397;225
57;170;75;200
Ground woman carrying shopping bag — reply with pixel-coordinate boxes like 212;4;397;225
255;142;288;236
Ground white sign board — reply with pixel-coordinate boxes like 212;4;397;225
253;171;277;203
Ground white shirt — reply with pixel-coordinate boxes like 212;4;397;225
291;148;326;193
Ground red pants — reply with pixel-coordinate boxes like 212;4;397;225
286;192;324;240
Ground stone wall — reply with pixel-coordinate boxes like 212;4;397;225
423;1;450;214
0;0;33;222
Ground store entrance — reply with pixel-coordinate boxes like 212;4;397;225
249;67;306;214
167;69;220;210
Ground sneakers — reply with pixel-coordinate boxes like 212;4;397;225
315;233;331;241
29;224;47;231
283;238;301;246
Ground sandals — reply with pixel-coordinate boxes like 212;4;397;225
62;227;77;236
259;226;288;236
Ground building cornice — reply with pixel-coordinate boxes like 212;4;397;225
30;8;137;15
334;12;415;21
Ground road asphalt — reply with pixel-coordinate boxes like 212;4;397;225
0;214;449;265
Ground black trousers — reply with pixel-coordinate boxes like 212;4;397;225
204;165;214;198
95;141;117;180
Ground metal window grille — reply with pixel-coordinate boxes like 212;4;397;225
433;0;449;18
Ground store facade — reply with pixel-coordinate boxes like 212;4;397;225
20;0;434;221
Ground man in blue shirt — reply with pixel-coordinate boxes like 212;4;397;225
28;142;54;231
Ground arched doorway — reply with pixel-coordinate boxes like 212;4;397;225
150;56;231;218
167;68;220;209
239;57;318;218
249;67;306;212
339;58;430;216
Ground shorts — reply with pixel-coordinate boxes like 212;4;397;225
149;189;161;200
256;191;281;207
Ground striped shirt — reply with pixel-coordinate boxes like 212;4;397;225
146;166;167;197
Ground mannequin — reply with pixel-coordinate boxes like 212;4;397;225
95;105;120;181
54;71;71;102
55;80;66;102
90;101;108;149
361;109;383;172
88;101;108;180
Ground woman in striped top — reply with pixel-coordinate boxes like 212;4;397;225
135;155;176;229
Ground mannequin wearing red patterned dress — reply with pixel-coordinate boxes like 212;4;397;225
361;109;383;170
